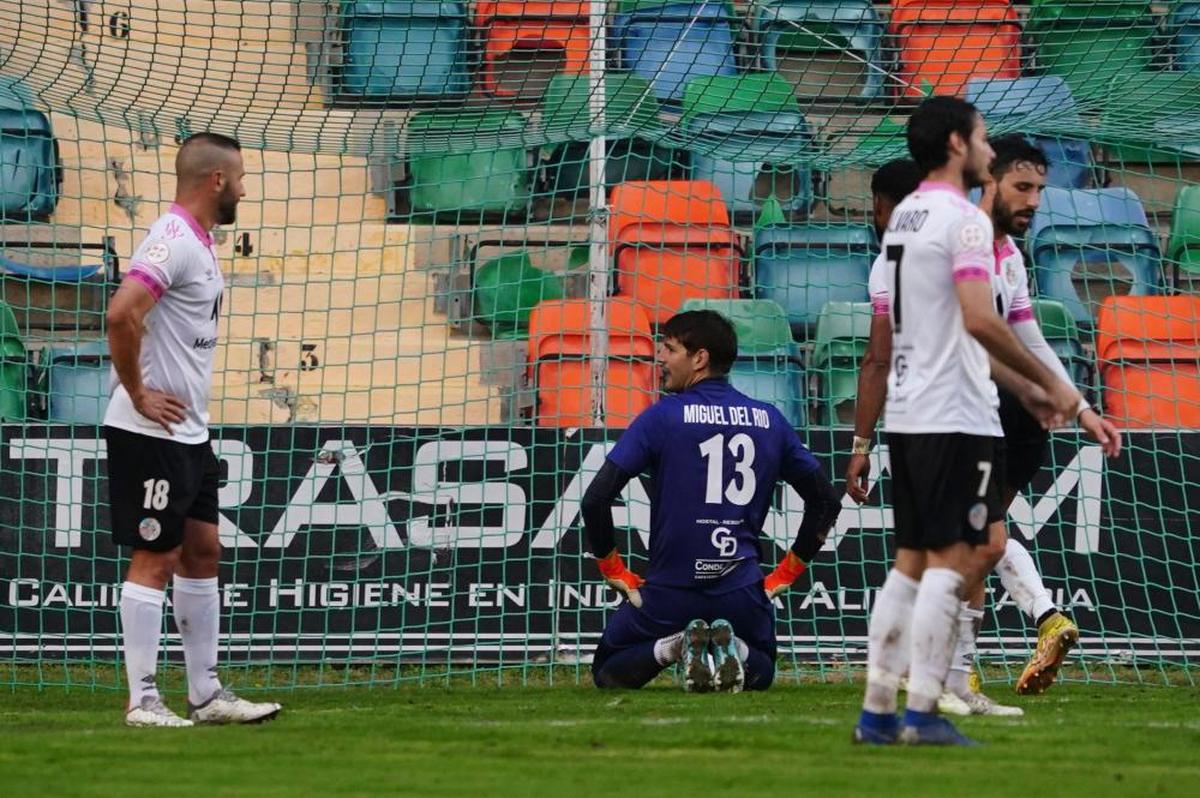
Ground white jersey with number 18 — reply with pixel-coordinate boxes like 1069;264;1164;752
876;181;1001;436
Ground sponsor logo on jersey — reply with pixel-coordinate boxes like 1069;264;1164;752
164;220;184;240
193;336;218;350
143;241;170;265
138;517;162;542
959;222;987;250
693;558;744;581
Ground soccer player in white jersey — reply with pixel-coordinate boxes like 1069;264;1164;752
851;97;1082;746
105;133;281;727
848;140;1121;718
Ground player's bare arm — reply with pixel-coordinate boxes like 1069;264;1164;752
845;313;892;504
956;278;1080;426
106;278;188;435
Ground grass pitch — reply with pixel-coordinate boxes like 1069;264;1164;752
1;679;1198;797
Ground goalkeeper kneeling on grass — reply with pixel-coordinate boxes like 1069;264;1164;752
581;310;842;693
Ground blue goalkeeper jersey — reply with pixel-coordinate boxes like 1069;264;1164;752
607;378;821;592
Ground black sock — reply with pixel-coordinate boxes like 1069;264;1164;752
1035;609;1060;628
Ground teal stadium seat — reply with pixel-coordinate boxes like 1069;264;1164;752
0;300;27;421
751;0;885;99
1171;2;1200;73
752;221;874;335
809;301;872;426
43;341;111;424
336;2;470;100
966;76;1096;189
681;298;806;428
1028;187;1165;328
1026;0;1157;98
539;73;681;200
404;110;532;219
615;1;738;103
680;73;814;217
0;106;60;221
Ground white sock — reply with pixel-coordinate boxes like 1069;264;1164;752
120;582;165;708
862;569;920;714
997;538;1056;622
173;575;223;706
946;601;985;698
907;568;965;713
653;631;684;666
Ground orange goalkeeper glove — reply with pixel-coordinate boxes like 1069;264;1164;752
596;550;644;608
764;551;807;599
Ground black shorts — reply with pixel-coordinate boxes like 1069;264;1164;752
886;432;1007;551
104;425;220;552
998;389;1050;494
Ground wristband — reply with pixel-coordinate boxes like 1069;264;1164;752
851;436;872;455
1076;398;1091;419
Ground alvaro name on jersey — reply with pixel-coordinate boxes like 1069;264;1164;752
103;204;225;444
872;181;1002;437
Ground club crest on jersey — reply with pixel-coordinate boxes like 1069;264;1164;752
143;241;171;265
959;222;987;250
967;502;988;532
1004;257;1021;287
138;517;162;542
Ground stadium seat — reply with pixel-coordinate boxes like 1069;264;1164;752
679;73;814;217
0;106;60;221
1031;297;1093;399
539;73;681;200
609;180;740;325
525;298;655;428
0;300;27;421
751;222;874;336
335;2;470;100
614;1;738;103
1168;185;1200;283
1095;296;1200;429
42;341;111;424
751;0;885;99
1101;71;1200;164
1028;187;1165;328
809;301;872;426
966;76;1096;189
475;2;589;98
404;110;532;218
473;249;573;339
888;0;1021;98
680;298;806;428
1171;2;1200;73
1026;0;1157;97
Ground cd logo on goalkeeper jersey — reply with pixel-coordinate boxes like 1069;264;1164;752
138;517;162;542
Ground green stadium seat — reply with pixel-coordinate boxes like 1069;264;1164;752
751;221;875;336
809;301;872;427
473;247;587;338
1168;185;1200;282
42;340;111;424
1029;187;1165;328
404;110;532;219
751;0;885;99
334;1;470;100
1031;298;1093;399
680;298;806;427
0;300;27;421
680;73;814;217
1101;71;1200;164
1026;1;1158;99
539;73;681;200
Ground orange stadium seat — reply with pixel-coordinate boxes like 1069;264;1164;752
475;2;589;98
526;298;656;428
609;180;740;325
1095;296;1200;429
889;0;1022;98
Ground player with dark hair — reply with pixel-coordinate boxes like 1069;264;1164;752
849;136;1121;714
581;309;842;693
851;97;1082;745
105;132;281;727
870;158;923;239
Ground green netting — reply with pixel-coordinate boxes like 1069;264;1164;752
0;2;1197;694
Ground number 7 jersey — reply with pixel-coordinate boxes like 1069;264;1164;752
870;181;1002;437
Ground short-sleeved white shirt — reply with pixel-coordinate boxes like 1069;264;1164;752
875;181;1002;436
103;204;224;444
993;235;1035;325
